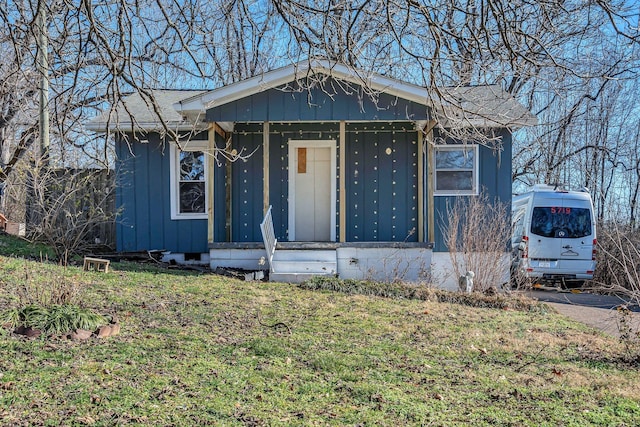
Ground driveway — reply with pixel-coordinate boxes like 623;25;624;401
522;288;640;338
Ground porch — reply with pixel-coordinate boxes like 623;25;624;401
209;240;433;283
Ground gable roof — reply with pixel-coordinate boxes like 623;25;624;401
86;60;536;132
174;59;536;129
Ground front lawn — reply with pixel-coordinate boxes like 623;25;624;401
0;244;638;425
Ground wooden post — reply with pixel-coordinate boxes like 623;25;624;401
417;130;424;243
263;121;270;214
207;124;216;244
425;121;437;244
37;1;49;165
339;121;346;242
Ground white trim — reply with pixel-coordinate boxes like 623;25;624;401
433;145;479;196
170;140;209;220
288;139;337;241
85;121;204;133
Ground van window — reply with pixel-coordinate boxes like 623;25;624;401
531;207;592;238
512;208;526;244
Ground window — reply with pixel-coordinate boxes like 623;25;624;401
170;142;208;219
530;207;592;238
434;145;478;195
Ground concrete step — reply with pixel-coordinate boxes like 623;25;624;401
268;249;337;282
272;250;336;263
271;260;337;274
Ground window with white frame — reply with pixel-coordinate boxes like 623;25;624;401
434;145;478;195
170;141;208;219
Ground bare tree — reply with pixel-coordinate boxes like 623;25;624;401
26;162;116;262
593;222;640;306
1;0;283;188
0;0;284;250
2;0;640;252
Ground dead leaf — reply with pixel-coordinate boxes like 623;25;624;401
0;382;15;390
77;415;96;425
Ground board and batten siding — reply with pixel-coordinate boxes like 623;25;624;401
230;124;264;242
345;123;419;242
431;129;513;252
227;122;342;243
115;133;219;253
228;122;419;243
268;123;341;242
206;77;430;123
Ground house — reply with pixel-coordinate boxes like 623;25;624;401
87;59;536;285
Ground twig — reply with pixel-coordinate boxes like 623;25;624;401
257;311;292;335
514;346;546;373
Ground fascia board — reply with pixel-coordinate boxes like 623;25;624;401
437;116;538;130
173;65;302;113
85;120;204;133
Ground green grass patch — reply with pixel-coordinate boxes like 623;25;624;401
0;256;638;425
0;232;56;260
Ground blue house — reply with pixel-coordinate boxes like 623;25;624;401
88;60;535;283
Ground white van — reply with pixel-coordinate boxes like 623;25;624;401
511;184;597;286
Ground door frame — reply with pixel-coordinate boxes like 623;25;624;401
288;139;337;241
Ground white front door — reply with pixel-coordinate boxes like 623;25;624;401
288;140;337;241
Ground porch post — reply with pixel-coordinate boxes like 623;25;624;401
207;124;216;244
263;121;270;214
339;121;346;242
418;130;424;243
425;121;437;244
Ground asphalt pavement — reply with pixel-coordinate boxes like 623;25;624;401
521;287;640;338
526;287;639;312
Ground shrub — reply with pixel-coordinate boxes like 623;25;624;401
440;190;511;292
0;261;109;336
1;304;108;335
592;222;640;306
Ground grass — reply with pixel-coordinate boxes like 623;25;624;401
0;234;639;425
0;232;56;260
